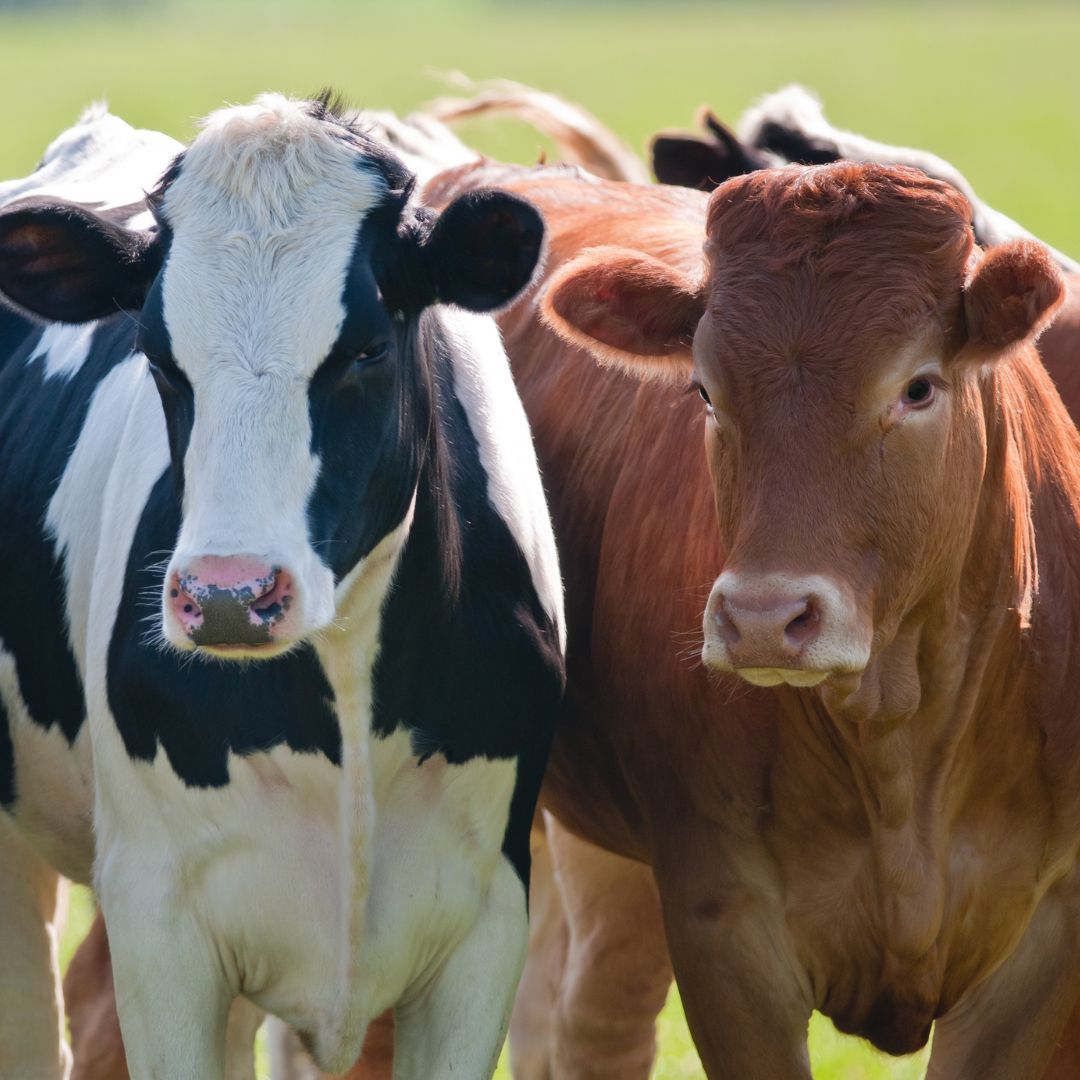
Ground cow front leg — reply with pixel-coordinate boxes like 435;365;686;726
654;838;812;1080
392;857;527;1080
101;892;234;1080
0;815;71;1080
927;885;1080;1080
66;911;263;1080
546;814;672;1080
508;822;567;1080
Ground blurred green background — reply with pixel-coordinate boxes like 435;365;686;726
19;0;1075;1076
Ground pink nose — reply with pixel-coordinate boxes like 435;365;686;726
168;555;295;647
707;588;821;665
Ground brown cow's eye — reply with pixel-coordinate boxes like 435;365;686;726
902;378;935;407
697;383;713;408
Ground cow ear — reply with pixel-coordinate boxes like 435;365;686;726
651;110;769;192
541;246;705;381
0;197;161;323
424;189;544;313
962;240;1065;359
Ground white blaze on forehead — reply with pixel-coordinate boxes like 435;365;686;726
160;93;389;384
158;95;394;627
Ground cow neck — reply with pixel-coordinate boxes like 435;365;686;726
312;324;442;1055
786;348;1080;963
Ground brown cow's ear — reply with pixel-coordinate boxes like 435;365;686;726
962;240;1065;360
541;246;704;381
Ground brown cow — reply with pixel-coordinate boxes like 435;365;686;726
430;157;1080;1078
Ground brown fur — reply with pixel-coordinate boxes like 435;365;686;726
433;160;1080;1078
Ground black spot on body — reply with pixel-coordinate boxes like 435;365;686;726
0;306;138;810
365;327;564;885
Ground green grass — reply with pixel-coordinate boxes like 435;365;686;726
1;0;1078;253
30;2;1073;1075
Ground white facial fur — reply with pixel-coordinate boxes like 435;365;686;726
157;96;389;649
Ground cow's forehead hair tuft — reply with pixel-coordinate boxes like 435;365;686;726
155;93;410;233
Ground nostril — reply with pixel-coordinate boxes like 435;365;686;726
169;573;204;628
712;597;742;646
249;568;293;627
784;600;820;647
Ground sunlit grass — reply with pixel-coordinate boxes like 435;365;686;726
1;0;1078;254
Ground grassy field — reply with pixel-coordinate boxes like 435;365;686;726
23;1;1075;1076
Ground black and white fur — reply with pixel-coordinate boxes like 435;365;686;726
0;94;563;1080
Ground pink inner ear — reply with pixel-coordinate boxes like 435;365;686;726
544;247;705;366
965;240;1065;353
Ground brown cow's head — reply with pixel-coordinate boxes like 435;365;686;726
543;163;1064;696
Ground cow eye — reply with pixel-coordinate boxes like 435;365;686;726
696;383;713;411
354;342;390;366
901;377;935;407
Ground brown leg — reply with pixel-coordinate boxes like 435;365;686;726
928;888;1080;1080
330;1010;394;1080
508;823;568;1080
1042;995;1080;1080
654;833;812;1080
65;912;128;1080
545;813;673;1080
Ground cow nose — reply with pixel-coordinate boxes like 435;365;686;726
168;555;295;647
709;589;822;661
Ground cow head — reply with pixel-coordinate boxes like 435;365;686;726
0;94;543;659
542;162;1063;695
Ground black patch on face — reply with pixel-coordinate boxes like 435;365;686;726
106;471;341;787
368;325;565;887
306;213;427;582
0;306;138;810
135;255;193;500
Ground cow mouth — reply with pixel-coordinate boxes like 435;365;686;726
735;667;832;688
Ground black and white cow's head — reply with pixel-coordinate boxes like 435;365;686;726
0;93;543;658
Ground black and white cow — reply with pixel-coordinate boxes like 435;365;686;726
0;93;564;1080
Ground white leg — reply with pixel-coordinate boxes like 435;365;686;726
0;815;72;1080
103;894;233;1080
393;858;528;1080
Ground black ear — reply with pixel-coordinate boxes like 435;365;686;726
0;197;162;323
754;121;840;166
650;110;771;192
424;190;544;313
